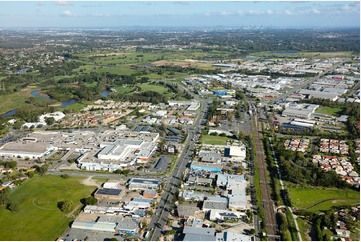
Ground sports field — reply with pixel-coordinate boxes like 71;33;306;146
0;175;97;241
201;135;232;145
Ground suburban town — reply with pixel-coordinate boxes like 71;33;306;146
0;1;360;242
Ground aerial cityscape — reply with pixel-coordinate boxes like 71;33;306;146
0;1;359;241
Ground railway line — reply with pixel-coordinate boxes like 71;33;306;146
250;102;278;240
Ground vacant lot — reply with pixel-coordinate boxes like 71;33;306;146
0;175;97;241
315;106;343;116
288;186;359;213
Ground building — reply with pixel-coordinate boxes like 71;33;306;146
127;178;161;190
190;161;222;173
199;150;222;163
224;145;246;162
282;103;319;119
143;189;157;198
183;227;216;241
94;188;122;200
103;181;121;189
176;203;200;218
216;232;252;241
202;196;228;211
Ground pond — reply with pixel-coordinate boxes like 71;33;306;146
0;109;17;117
31;90;78;107
101;90;110;97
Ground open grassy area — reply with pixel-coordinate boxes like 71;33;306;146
201;135;232;145
137;83;169;94
0;175;96;240
315;106;343;116
0;86;38;114
288;186;359;213
297;217;311;241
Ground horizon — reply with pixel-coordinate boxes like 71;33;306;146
0;1;359;28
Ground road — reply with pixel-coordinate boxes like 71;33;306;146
249;102;278;240
146;99;209;241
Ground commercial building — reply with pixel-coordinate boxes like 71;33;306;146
216;232;252;241
127;178;161;190
94;188;123;200
190;161;222;173
183;227;216;241
282;103;319;119
202;196;228;211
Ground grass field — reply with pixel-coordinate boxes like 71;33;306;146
0;87;38;114
201;135;232;145
315;106;343;116
137;83;169;94
288;186;359;212
0;175;96;240
297;217;311;241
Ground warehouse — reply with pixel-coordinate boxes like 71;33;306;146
94;188;123;200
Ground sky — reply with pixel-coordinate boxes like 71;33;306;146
0;1;359;28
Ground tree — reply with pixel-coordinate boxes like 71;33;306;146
83;196;98;205
4;161;17;169
45;117;55;125
0;187;11;205
58;200;73;212
7;201;20;212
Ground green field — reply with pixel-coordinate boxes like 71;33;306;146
137;83;169;94
201;135;232;145
315;106;343;116
0;87;38;114
288;186;359;212
0;175;96;240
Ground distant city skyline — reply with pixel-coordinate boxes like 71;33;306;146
0;1;359;28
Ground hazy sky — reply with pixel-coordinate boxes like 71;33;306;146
0;1;359;28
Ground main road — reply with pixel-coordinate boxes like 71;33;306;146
146;99;209;241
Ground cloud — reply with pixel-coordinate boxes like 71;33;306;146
36;2;45;6
61;10;76;17
312;9;320;14
266;10;273;15
220;11;232;16
56;1;71;6
174;2;190;5
284;10;293;16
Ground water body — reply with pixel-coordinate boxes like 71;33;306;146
101;90;110;97
0;109;17;117
30;90;52;100
30;90;77;107
271;51;298;55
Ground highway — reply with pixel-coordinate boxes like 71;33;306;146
146;99;209;241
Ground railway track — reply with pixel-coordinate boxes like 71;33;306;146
252;109;278;239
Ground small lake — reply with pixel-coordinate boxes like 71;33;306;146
0;109;17;117
31;90;78;107
101;90;110;97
